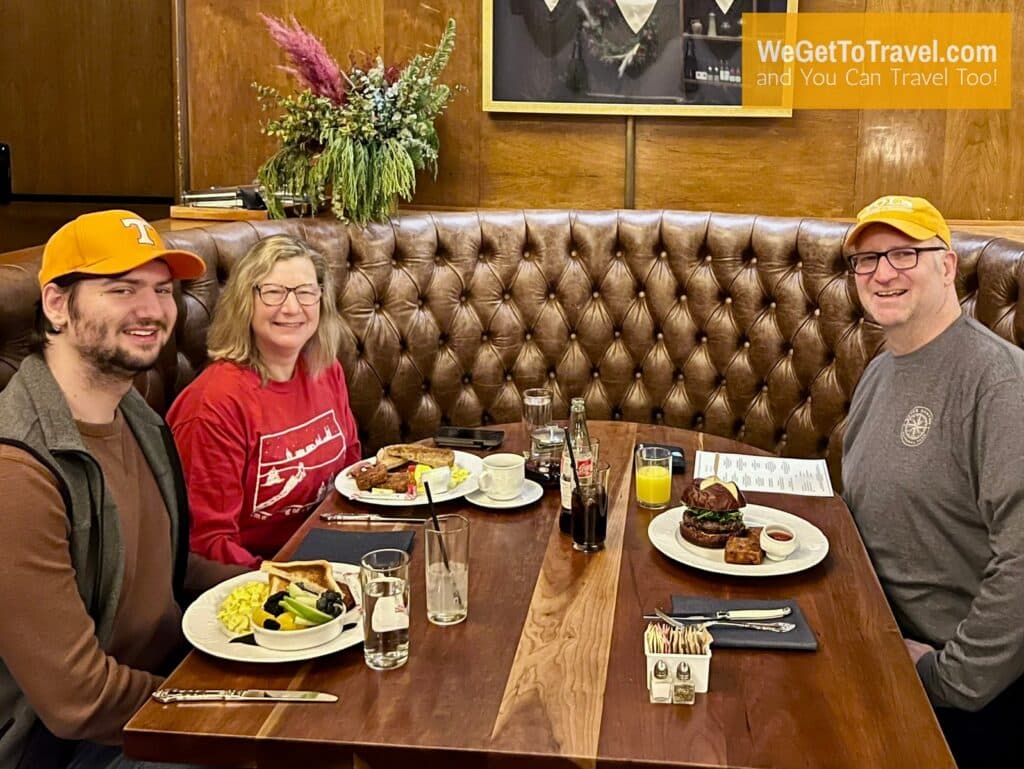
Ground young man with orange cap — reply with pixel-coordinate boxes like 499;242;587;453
0;211;242;769
841;196;1024;769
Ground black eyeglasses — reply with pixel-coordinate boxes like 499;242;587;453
254;283;323;306
847;246;947;275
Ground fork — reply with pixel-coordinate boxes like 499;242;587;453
654;607;796;634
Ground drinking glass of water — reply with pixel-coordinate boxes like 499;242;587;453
425;514;470;625
359;549;410;670
522;388;553;453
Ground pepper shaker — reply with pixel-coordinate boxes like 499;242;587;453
673;661;696;705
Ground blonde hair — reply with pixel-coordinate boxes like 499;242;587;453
207;234;343;382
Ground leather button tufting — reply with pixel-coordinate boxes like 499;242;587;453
570;332;577;340
750;257;758;265
724;297;732;304
743;341;751;349
635;371;642;379
770;301;777;309
570;249;578;258
656;332;664;340
814;308;821;317
503;292;511;301
592;370;600;378
700;335;708;343
525;333;532;340
462;375;471;384
638;290;646;298
592;290;600;298
705;255;713;263
549;371;556;379
616;250;624;258
762;385;769;392
548;292;556;300
660;251;668;259
614;330;621;338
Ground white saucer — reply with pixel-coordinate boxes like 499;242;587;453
466;479;545;509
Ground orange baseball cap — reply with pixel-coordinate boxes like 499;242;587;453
39;209;206;288
844;195;951;250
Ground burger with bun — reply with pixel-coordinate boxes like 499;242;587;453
679;476;747;548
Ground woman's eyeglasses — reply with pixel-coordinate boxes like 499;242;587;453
847;246;947;275
253;283;322;306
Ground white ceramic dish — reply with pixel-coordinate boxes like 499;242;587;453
250;608;348;651
466;479;545;509
183;563;363;663
334;450;483;507
647;503;829;577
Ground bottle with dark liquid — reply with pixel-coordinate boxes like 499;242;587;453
682;38;698;95
559;397;593;534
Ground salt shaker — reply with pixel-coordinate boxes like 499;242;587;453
650;659;672;703
673;661;696;705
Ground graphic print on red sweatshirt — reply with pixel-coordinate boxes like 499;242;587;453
253;409;347;519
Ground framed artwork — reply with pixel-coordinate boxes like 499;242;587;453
482;0;798;117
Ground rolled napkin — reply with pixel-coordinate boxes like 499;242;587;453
669;596;817;651
292;528;415;565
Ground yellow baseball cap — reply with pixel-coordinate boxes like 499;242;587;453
39;209;206;288
844;195;951;250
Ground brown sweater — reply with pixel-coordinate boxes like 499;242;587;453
0;410;242;745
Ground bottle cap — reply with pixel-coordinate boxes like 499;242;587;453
675;661;691;681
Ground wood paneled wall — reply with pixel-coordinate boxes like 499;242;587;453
184;0;1023;219
0;0;175;197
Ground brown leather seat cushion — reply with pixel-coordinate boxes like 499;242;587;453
2;210;1022;489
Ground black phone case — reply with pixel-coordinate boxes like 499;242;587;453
433;427;504;449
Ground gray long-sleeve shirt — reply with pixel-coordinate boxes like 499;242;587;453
842;315;1024;711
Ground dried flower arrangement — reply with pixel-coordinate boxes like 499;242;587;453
254;15;457;224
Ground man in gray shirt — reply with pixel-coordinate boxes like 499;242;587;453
842;195;1024;769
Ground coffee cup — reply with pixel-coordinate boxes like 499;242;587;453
477;453;526;501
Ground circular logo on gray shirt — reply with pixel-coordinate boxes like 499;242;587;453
900;406;933;447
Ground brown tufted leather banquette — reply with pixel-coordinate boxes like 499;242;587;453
2;210;1022;488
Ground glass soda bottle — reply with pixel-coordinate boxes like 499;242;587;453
560;397;593;534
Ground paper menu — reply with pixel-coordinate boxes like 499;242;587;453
693;451;835;497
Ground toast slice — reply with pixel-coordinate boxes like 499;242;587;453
375;447;408;472
724;527;764;565
381;443;455;468
260;559;342;595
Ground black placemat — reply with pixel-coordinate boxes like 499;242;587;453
292;528;415;565
669;596;817;651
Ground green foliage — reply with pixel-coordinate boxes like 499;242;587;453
254;18;458;225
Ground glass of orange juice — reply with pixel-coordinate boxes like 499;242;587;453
635;446;672;510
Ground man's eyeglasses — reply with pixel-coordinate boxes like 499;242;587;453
254;283;323;306
847;246;947;275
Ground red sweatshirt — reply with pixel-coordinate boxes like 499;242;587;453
167;359;361;567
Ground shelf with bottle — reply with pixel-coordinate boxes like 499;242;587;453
681;32;743;42
683;77;742;90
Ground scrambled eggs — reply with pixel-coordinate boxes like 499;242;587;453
413;463;470;494
217;581;269;635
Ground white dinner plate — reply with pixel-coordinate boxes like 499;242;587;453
647;503;829;577
182;563;363;663
334;450;483;507
466;479;545;510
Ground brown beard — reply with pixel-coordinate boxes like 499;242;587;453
71;315;168;380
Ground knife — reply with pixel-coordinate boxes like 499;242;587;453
152;688;337;703
320;512;425;524
643;607;792;622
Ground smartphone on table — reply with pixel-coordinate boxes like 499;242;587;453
433;426;505;450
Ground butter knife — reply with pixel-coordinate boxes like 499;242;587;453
643;607;792;622
652;607;796;633
153;689;337;703
320;512;425;524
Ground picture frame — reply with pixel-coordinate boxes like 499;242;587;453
482;0;798;118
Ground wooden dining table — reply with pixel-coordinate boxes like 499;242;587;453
124;421;955;769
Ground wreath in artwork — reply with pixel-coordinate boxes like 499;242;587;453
577;0;659;77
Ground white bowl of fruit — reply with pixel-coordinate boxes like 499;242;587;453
249;560;358;651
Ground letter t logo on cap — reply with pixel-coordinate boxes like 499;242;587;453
121;217;156;245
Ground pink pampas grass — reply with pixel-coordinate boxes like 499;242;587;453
260;14;346;105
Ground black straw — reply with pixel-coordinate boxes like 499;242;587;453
564;435;585;504
423;481;451;572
